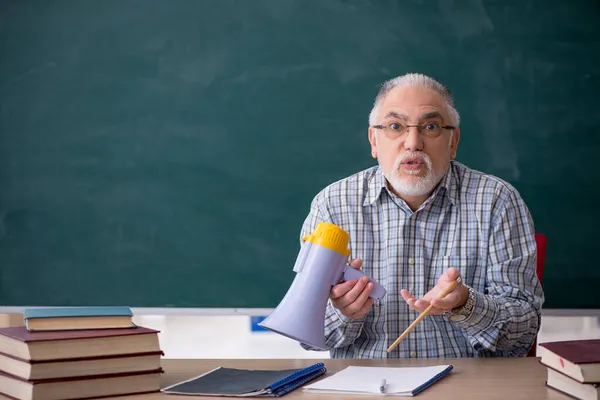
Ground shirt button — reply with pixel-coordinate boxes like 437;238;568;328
408;258;415;265
410;351;417;357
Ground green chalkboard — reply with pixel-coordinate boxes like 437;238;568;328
1;0;599;309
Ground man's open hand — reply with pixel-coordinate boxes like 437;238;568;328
400;267;468;315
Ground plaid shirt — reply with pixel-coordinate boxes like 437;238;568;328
300;161;544;358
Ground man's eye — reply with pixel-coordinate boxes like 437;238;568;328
389;123;403;131
423;122;440;130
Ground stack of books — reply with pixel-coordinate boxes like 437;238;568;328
0;306;163;400
539;339;600;400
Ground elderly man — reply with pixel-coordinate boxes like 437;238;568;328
300;73;544;358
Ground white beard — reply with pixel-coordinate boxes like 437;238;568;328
383;152;447;197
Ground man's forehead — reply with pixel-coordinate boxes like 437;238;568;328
381;85;445;108
378;86;447;118
382;110;443;122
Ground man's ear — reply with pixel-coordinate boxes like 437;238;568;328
368;127;378;158
450;128;460;159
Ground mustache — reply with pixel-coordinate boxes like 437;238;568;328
394;152;433;169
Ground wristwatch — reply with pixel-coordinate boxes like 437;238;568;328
444;286;475;323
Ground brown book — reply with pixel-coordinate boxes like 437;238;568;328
0;369;163;400
0;350;163;380
546;368;599;400
0;326;160;361
539;339;600;383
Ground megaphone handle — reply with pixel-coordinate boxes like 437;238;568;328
342;265;387;300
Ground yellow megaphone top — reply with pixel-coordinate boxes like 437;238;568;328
302;222;351;257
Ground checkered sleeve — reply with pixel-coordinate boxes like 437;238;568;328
455;188;544;356
298;190;366;351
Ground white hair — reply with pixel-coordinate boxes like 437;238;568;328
368;73;460;127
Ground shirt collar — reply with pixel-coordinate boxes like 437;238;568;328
363;167;387;206
436;162;459;207
363;162;459;207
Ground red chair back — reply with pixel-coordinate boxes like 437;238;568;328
527;233;547;357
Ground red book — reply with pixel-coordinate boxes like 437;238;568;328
539;339;600;383
0;326;160;361
0;368;163;400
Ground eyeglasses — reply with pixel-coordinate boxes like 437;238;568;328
371;121;456;139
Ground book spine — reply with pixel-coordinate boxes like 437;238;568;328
413;365;454;396
273;367;327;397
269;362;325;391
26;323;137;333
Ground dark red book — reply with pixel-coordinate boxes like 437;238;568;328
539;339;600;383
0;368;163;400
0;326;160;361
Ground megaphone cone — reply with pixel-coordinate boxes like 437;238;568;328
259;268;330;350
259;223;386;350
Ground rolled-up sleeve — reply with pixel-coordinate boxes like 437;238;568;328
456;189;544;356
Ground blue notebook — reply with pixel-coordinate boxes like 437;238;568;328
23;306;135;331
24;307;133;319
161;362;326;397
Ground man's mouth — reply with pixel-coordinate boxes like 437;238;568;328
401;157;425;170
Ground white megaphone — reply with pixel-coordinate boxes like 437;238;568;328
259;222;386;350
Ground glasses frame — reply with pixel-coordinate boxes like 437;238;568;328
371;122;456;139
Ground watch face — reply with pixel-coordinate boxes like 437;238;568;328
448;313;468;322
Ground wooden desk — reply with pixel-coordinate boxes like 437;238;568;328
115;358;569;400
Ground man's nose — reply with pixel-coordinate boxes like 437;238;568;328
403;126;424;152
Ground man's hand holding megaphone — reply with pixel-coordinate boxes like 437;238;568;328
329;259;375;320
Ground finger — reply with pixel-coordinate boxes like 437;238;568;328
401;290;418;310
400;289;415;302
344;282;374;313
349;297;374;319
442;267;460;282
348;258;363;270
335;277;369;308
330;279;358;300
